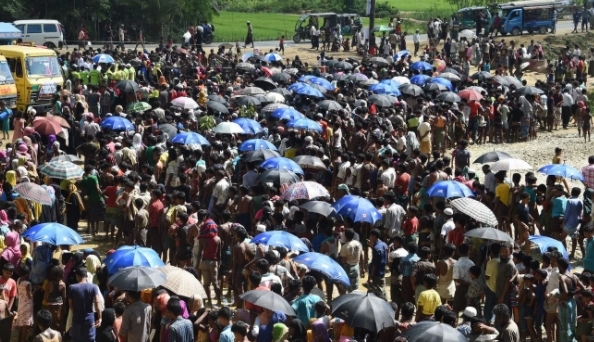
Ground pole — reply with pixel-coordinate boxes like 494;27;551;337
368;0;376;47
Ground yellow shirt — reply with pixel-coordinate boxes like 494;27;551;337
417;289;441;315
485;258;499;292
284;147;297;159
495;182;511;206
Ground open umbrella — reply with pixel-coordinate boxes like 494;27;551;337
261;157;304;175
504;76;522;87
271;72;291;83
108;266;167;292
438;72;462;82
115;80;139;93
100;116;134;131
369;56;389;66
424;83;449;93
331;292;395;332
286;118;323;132
233;118;263;135
518;86;544;96
22;222;84;245
334;61;353;70
332;195;381;224
411;61;433;72
283;68;299;75
240;290;296;315
159;265;208;298
394;50;410;60
271;108;304;121
234;96;262;107
464;227;513;243
239;139;277;152
251;231;309;253
492;75;510;87
239;87;266;96
400;321;467;342
51;154;83;164
317;100;342;111
171;132;210;146
262;103;288;114
473;151;514;164
379;79;401;88
306;77;334;91
410;74;431;86
392;76;410;85
538;164;584;181
127;102;152;112
104;245;165;274
236;62;255;71
368;83;401;96
299;201;335;216
92;54;115;64
171;97;199;109
346;73;369;83
265;92;285;103
294;85;324;98
459;29;478;39
32;117;63;136
490;158;532;171
458;88;483;101
450;198;499;227
207;94;228;104
254;77;276;91
39;160;84;180
257;169;300;186
281;181;330;200
293;155;326;170
271;88;292;97
294;252;349;286
471;71;492;81
427;181;473;198
213;122;245;134
13;183;52;205
436;92;461;103
263;53;283;62
428;77;453;91
529;235;569;260
158;123;179;137
206;101;229;114
244;149;281;163
46;114;71;128
367;94;398;107
400;84;424;96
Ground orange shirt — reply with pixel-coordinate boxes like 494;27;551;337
468;101;481;118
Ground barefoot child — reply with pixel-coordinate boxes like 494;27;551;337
583;110;592;142
15;265;33;342
576;289;594;342
519;274;538;342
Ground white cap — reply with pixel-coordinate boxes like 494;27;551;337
463;307;477;318
444;208;454;216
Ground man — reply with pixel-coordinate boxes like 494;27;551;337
211;170;229;215
411;246;436;301
482;165;496;193
119;290;151;342
148;189;164;255
231;321;249;342
453;243;475;314
33;310;62;342
368;229;388;298
484;243;501;323
291;276;322;324
417;115;432;154
413;29;420;56
218;307;235;342
68;267;102;342
231;226;254;307
440;208;455;250
245;21;254;48
383;192;406;239
340;228;364;292
165;298;194;342
198;215;222;306
400;242;420;304
395;163;410;208
476;304;520;342
257;259;283;292
582;155;594;216
496;243;517;309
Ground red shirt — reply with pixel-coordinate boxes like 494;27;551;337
202;236;220;260
448;228;465;246
104;185;119;208
402;217;418;236
468;101;481;118
148;198;164;228
0;277;16;304
395;173;411;195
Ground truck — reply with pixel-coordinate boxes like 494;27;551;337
456;7;492;32
494;0;565;35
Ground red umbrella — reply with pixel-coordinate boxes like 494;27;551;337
260;67;276;77
46;115;71;128
458;89;483;102
32;117;63;135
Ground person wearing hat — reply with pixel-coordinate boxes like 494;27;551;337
440;208;455;247
244;21;254;48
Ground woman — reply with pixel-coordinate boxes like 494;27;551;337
12;111;25;142
96;308;117;342
257;310;287;342
164;148;180;191
43;266;66;331
65;183;84;231
288;319;306;342
308;320;331;342
405;131;419;155
85;254;101;286
272;323;289;342
45;135;57;162
2;171;16;202
0;231;22;269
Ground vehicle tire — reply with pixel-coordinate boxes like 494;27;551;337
538;26;547;34
204;35;213;44
44;42;56;49
293;34;301;43
511;27;521;36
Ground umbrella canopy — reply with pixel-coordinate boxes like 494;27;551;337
104;245;165;274
464;227;514;243
283;68;299;75
294;252;349;286
490;158;532;171
518;86;544;96
265;92;285;103
244;149;282;163
471;71;493;81
38;160;84;180
424;83;449;93
158;123;178;137
213;122;245;134
399;84;424;96
108;266;167;292
392;76;410;85
207;94;228;104
159;265;208;298
458;88;483;101
92;54;115;64
369;83;401;96
262;103;289;114
459;29;478;39
45;115;71;128
263;53;283;62
171;97;199;109
236;62;255;71
317;100;342;111
428;77;453;91
369;56;389;66
32;117;63;136
115;80;139;93
51;154;83;164
170;132;210;146
426;181;473;198
100;116;134;131
379;79;401;88
271;72;291;83
538;164;584;181
294;85;324;98
367;94;398;107
450;198;499;227
331;292;395;332
332;195;381;224
473;151;514;164
127;102;152;113
234;95;262;107
293;155;326;170
334;61;354;70
206;101;230;114
261;157;304;175
400;321;467;342
504;76;522;87
438;72;462;82
529;235;569;260
286;118;323;132
271;88;292;97
22;222;84;245
239;87;266;96
299;201;335;216
306;77;334;91
251;231;310;253
13;183;52;205
271;108;305;121
410;74;431;86
411;61;433;71
239;139;277;152
394;50;410;60
257;169;300;186
281;181;330;201
372;25;392;32
240;290;296;315
436;92;461;103
254;77;276;91
492;75;510;86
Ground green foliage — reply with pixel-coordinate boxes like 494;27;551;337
239;104;256;118
199;115;217;131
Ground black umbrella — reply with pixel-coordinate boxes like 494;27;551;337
436;92;461;103
492;75;510;86
244;149;281;163
473;151;514;164
518;86;544;95
257;169;300;185
334;61;354;70
234;96;262;107
254;77;277;91
158;123;178;138
399;83;424;96
206;101;229;114
271;72;292;83
400;321;467;342
346;73;368;83
504;75;522;88
368;94;397;107
368;56;389;66
236;62;256;71
253;94;273;105
471;71;492;81
333;73;348;81
207;94;228;104
331;292;395;333
464;227;514;243
108;266;167;292
293;155;326;170
424;83;448;92
442;67;461;76
115;80;140;93
240;290;296;315
299;201;335;216
271;88;292;97
317;100;343;111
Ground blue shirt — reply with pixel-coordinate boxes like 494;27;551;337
168;316;194;342
400;253;420;277
291;293;322;325
371;240;388;277
563;197;583;229
219;325;234;342
551;197;567;218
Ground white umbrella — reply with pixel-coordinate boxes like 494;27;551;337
392;76;410;85
171;97;199;109
460;29;477;39
213;122;245;134
450;198;499;227
490;158;532;171
265;92;285;103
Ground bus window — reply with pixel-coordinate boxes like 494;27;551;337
5;58;23;78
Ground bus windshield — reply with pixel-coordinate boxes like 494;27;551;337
24;56;61;78
0;61;14;84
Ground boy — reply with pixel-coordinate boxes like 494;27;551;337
562;187;583;258
402;206;419;245
466;265;483;317
415;273;441;322
519;274;538;342
0;263;16;310
279;35;285;55
577;289;594;342
113;301;126;339
551;184;568;241
534;269;547;338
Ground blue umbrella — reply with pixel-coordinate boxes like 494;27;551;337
294;252;350;286
287;82;308;91
170;131;210;146
104;245;165;274
241;52;253;62
22;222;84;245
529;235;569;260
428;77;453;91
239;139;278;152
297;75;316;82
0;107;12;121
331;195;382;224
271;108;305;121
427;181;474;198
368;83;402;96
260;157;304;174
251;231;309;253
394;50;410;60
410;61;433;71
100;116;134;131
233;118;263;134
294;85;324;98
307;77;335;91
538;164;585;181
286;118;323;132
263;53;283;62
379;79;401;88
92;54;115;64
410;74;431;86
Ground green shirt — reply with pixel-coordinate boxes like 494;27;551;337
127;67;135;80
82;174;102;202
89;70;102;86
79;70;89;85
71;71;80;81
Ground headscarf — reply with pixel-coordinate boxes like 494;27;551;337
288;319;307;342
406;131;420;154
179;298;190;318
5;171;16;187
132;133;143;150
85;254;101;286
311;319;331;342
97;308;116;340
42;184;56;206
122;147;137;165
17;166;28;180
47;135;57;149
257;311;287;342
64;252;83;283
1;232;22;266
20;243;31;266
0;210;9;226
272;323;289;342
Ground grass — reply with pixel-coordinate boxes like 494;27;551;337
384;0;452;12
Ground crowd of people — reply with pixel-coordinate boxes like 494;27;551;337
1;19;594;342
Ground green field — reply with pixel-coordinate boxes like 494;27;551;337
385;0;453;12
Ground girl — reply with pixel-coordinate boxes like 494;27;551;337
583;108;592;142
43;266;66;331
15;264;33;342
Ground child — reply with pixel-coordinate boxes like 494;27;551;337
279;35;285;55
584;110;592;142
415;274;441;322
534;269;547;338
15;264;33;342
519;274;538;342
466;266;483;317
0;290;8;320
113;301;125;340
43;265;66;331
577;289;594;342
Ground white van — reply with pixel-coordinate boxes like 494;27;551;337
12;20;64;48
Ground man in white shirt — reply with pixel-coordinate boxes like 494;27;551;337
310;25;317;49
413;29;420;56
482;165;496;193
211;170;229;212
417;115;432;155
383;192;406;238
440;208;455;245
336;154;351;186
340;228;364;292
562;88;574;129
380;160;396;189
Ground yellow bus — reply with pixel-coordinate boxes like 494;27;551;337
0;56;18;109
0;45;64;112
